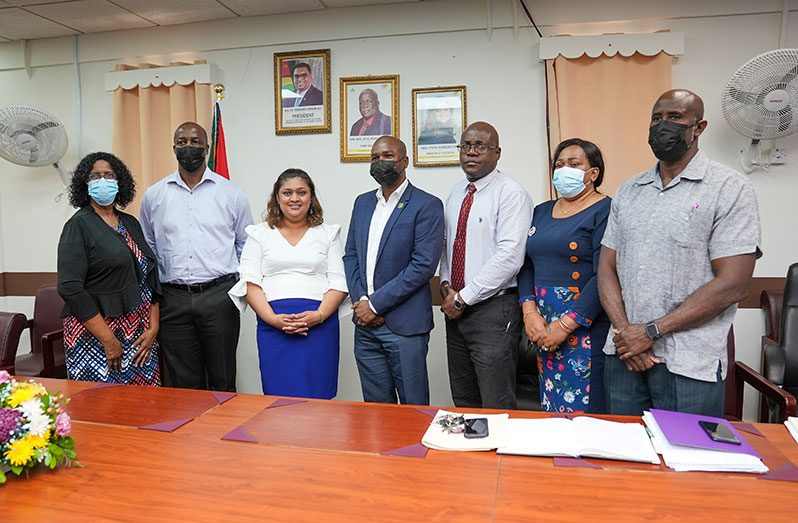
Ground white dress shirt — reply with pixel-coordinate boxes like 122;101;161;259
365;178;410;296
140;168;253;284
228;223;348;311
439;168;533;306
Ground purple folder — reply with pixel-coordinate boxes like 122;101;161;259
649;409;761;458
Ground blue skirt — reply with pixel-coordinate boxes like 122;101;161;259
256;298;339;399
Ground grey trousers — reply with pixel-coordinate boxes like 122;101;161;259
445;293;521;410
604;354;725;417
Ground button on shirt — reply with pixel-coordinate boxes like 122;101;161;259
439;169;534;306
140;168;254;284
366;178;409;296
601;151;762;381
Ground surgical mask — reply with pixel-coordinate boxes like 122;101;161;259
648;120;696;162
553;166;589;197
175;145;206;172
88;179;118;206
370;158;403;186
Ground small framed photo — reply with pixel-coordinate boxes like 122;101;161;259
274;49;331;134
340;75;399;162
412;86;467;167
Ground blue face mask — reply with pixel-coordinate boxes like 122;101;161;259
88;179;119;206
552;166;590;198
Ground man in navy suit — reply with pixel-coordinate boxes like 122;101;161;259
282;62;324;108
344;136;445;405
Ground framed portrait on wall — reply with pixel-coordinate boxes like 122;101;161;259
274;49;331;134
340;75;399;162
412;86;467;167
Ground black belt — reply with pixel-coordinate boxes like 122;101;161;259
492;286;518;298
163;274;237;293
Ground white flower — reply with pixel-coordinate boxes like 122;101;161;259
554;373;561;380
544;379;554;392
563;391;575;403
20;398;50;437
582;396;590;405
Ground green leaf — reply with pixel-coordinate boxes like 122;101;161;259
10;465;22;475
0;470;6;484
49;444;64;457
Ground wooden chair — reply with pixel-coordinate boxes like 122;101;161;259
759;288;784;419
14;284;67;378
0;312;28;374
725;325;797;423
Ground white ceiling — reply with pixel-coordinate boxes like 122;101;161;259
0;0;428;42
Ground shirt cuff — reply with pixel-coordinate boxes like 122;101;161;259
519;295;536;304
360;295;377;314
458;286;476;306
565;310;592;328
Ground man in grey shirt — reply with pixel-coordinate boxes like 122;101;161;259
598;89;761;417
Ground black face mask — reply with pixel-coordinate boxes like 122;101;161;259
370;158;404;186
648;120;696;162
175;146;206;172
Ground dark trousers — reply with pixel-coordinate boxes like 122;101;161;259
445;293;521;410
158;279;240;391
604;355;725;417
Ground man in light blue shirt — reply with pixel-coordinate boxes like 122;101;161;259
140;121;253;391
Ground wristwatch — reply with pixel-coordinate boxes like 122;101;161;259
645;321;661;340
453;293;466;311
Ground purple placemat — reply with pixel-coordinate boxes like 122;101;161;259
760;463;798;482
87;382;125;391
266;398;307;409
211;391;236;405
553;457;601;469
381;443;429;458
139;418;193;432
221;426;257;443
415;408;438;417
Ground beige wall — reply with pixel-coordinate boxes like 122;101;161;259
0;0;795;417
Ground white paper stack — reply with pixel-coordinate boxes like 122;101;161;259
785;417;798;445
421;410;509;451
642;412;768;473
496;417;660;464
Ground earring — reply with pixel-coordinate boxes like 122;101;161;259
309;208;314;216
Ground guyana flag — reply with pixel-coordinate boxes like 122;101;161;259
208;101;229;179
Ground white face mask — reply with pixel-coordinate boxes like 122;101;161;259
552;166;589;197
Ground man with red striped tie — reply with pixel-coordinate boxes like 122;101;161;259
439;121;534;409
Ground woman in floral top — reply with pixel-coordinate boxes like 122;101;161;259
517;139;611;413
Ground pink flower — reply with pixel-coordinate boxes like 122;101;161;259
0;370;10;384
557;363;565;372
546;360;554;370
55;412;71;437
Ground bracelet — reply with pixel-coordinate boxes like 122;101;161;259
523;310;538;317
318;309;325;322
557;319;573;333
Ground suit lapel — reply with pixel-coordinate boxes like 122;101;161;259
360;194;378;283
375;183;413;265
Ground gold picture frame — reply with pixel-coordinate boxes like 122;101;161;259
339;75;400;162
411;86;467;167
274;49;331;135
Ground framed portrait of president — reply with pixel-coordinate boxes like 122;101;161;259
340;75;399;162
412;86;467;167
274;49;331;135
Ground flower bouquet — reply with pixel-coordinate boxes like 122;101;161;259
0;370;78;484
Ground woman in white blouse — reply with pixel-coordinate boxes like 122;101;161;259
229;169;348;399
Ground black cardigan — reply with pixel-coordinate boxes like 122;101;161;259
57;206;161;322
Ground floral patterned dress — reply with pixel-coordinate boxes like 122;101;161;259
63;221;160;385
518;198;611;413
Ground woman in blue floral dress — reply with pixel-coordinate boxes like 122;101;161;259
518;139;611;413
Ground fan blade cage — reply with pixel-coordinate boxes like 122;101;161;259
722;49;798;140
0;105;69;167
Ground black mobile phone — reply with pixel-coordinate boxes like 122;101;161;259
464;417;489;439
698;420;741;445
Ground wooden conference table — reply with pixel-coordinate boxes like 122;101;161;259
3;378;796;522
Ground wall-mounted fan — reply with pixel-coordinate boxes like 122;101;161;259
0;104;70;197
722;48;798;173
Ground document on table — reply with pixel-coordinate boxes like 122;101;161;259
421;410;509;451
643;411;768;473
496;417;660;464
785;417;798;445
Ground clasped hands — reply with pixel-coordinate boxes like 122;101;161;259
268;310;325;336
351;299;385;328
612;323;661;372
524;311;571;352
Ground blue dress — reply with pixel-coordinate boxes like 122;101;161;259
517;197;611;413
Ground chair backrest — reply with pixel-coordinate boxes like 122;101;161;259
724;326;739;419
760;289;784;343
30;284;65;354
782;263;798;388
0;312;28;373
